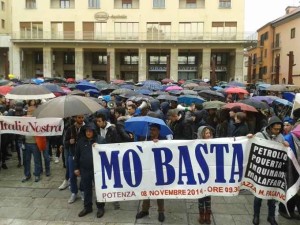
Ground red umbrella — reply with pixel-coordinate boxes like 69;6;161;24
0;86;13;95
165;85;183;91
66;78;75;83
223;102;258;112
111;79;125;85
161;78;174;84
225;87;248;94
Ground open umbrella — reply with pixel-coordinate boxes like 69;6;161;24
41;83;65;93
199;90;225;101
180;90;198;95
177;95;205;105
125;116;173;138
68;89;85;96
223;102;258;112
250;96;279;105
111;88;135;95
33;95;103;118
225;87;248;94
5;84;55;100
161;78;174;84
0;79;13;86
157;95;178;102
182;83;199;89
273;98;293;107
142;80;163;91
0;86;13;95
165;85;183;91
227;81;246;87
239;99;269;110
76;82;99;91
203;101;226;110
193;86;211;91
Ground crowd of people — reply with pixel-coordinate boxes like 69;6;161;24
0;82;300;225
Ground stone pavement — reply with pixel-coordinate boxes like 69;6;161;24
0;153;298;225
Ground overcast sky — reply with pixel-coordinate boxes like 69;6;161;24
244;0;299;33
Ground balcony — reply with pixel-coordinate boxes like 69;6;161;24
114;0;139;9
50;0;75;9
219;1;231;8
11;31;253;43
179;0;205;9
272;42;281;50
252;57;262;65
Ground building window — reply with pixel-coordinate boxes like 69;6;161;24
26;0;36;9
88;0;100;8
219;0;231;8
178;55;196;65
179;22;204;39
149;55;167;65
122;54;139;65
275;33;280;48
114;22;138;39
64;52;75;64
291;28;295;39
212;21;237;39
147;22;171;40
35;52;43;64
186;0;196;8
264;49;267;58
260;31;268;46
1;19;4;29
51;22;74;39
212;53;228;65
60;0;70;8
1;1;5;11
122;0;132;8
92;53;107;65
83;22;106;39
153;0;165;8
20;22;43;39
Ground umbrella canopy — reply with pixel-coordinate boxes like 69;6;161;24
0;79;13;86
33;95;103;118
136;89;152;95
165;85;183;91
180;90;198;95
76;82;99;91
111;79;125;85
95;81;109;90
142;80;163;91
161;78;174;84
182;83;199;89
225;87;248;94
157;95;178;102
250;96;279;105
66;78;75;83
111;88;135;95
223;102;258;112
199;90;225;101
257;83;271;90
119;84;135;90
125;116;173;137
227;81;246;87
203;101;226;110
68;89;85;96
41;83;65;93
5;84;55;100
239;99;269;110
0;86;13;95
127;94;154;102
193;86;211;91
177;95;206;105
273;98;293;107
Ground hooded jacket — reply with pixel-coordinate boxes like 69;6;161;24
255;116;285;142
197;126;213;139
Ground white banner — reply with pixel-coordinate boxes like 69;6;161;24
93;137;300;204
0;116;64;136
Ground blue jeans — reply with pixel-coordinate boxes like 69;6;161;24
68;155;78;194
24;143;42;177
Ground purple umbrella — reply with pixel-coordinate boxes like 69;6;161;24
165;86;183;91
251;96;279;105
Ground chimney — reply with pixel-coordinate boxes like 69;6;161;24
285;6;298;14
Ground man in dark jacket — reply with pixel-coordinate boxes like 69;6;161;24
114;106;133;142
251;116;289;225
167;109;193;140
74;123;105;218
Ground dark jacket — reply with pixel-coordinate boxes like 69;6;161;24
232;122;249;137
116;120;133;142
169;112;194;140
98;122;121;144
64;124;86;156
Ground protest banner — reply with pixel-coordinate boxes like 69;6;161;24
0;116;64;136
93;137;300;205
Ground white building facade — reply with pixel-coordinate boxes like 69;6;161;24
10;0;249;82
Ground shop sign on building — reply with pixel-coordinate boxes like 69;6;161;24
95;12;127;21
178;66;198;72
149;65;167;72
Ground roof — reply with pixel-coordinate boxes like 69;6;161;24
271;6;300;27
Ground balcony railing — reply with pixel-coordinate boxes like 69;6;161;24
11;31;254;42
272;42;281;50
219;2;231;8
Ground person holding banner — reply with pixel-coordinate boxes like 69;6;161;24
136;123;166;222
197;126;214;224
74;123;105;218
250;116;289;225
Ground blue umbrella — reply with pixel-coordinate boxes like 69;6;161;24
257;83;271;90
142;80;163;91
178;95;206;105
125;116;173;138
41;83;64;93
282;92;295;102
76;82;99;91
84;89;100;95
273;98;293;107
136;89;152;95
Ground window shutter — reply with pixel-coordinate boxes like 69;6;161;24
212;22;224;27
122;0;132;4
83;22;94;39
64;22;74;39
186;0;196;3
225;22;237;27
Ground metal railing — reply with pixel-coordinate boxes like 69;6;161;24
11;31;256;42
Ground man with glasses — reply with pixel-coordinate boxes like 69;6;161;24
250;116;289;225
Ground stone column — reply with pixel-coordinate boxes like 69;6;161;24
75;47;84;80
138;48;147;81
235;48;244;82
202;48;211;81
170;48;178;81
11;46;21;79
43;47;53;77
107;48;115;81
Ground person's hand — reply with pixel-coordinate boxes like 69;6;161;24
74;170;80;177
247;134;254;139
129;133;134;139
153;139;159;143
283;141;290;147
70;138;75;144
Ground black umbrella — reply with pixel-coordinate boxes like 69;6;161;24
5;84;55;100
199;90;225;101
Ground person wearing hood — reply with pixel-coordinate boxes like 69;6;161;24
196;126;213;224
250;116;289;225
74;123;105;218
278;124;300;220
